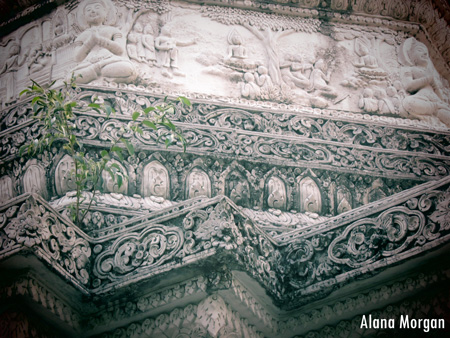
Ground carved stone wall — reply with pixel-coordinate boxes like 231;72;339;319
1;0;450;337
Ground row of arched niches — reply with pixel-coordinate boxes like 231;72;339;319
0;150;414;216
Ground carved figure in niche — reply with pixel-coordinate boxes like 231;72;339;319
0;43;28;104
358;88;379;113
267;176;286;210
226;29;247;60
55;154;77;195
226;171;250;206
73;0;135;84
336;186;352;214
102;160;127;194
399;37;450;127
0;176;15;203
353;37;387;81
27;44;51;74
142;161;169;199
240;72;260;100
363;178;386;204
186;168;211;199
127;22;145;62
308;59;337;98
280;54;312;90
155;26;195;77
299;177;322;214
23;163;48;199
142;23;156;64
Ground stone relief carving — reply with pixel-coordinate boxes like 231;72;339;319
266;176;286;210
298;176;322;214
0;42;28;104
399;37;450;127
102;159;128;194
186;167;211;199
73;0;136;84
23;160;48;200
0;176;15;204
225;170;250;207
141;160;170;199
55;154;77;196
155;26;195;78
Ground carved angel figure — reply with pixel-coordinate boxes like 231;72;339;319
0;43;28;103
73;0;135;83
400;37;450;127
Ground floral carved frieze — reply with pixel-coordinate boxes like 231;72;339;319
0;194;92;288
1;176;450;310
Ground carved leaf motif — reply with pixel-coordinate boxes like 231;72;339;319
94;225;184;281
329;207;426;268
429;192;450;231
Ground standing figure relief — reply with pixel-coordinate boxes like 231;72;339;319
399;37;450;127
73;0;136;84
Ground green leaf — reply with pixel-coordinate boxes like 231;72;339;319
19;144;28;156
117;174;123;188
132;111;140;121
105;105;114;118
100;150;109;158
178;96;191;106
88;103;101;109
120;138;135;155
110;163;121;171
143;106;155;114
19;89;30;97
142;120;157;130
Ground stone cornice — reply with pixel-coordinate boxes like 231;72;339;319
2;174;450;311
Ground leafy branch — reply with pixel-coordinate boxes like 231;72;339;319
19;75;190;227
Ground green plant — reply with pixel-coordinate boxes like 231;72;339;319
19;76;190;227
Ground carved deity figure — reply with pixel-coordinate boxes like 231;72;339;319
127;22;146;62
308;59;338;98
186;168;211;199
359;88;379;113
299;177;321;214
353;37;387;80
280;54;312;90
0;43;28;103
400;37;450;127
142;161;169;199
226;29;247;60
73;0;135;84
255;66;273;91
267;176;286;210
142;23;156;64
240;72;260;100
27;44;51;74
155;27;195;77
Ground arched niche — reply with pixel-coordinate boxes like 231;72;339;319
0;176;15;204
298;177;322;214
23;163;48;199
335;185;352;214
266;176;286;210
225;170;250;207
102;160;128;194
55;154;76;195
141;160;170;199
185;168;211;199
